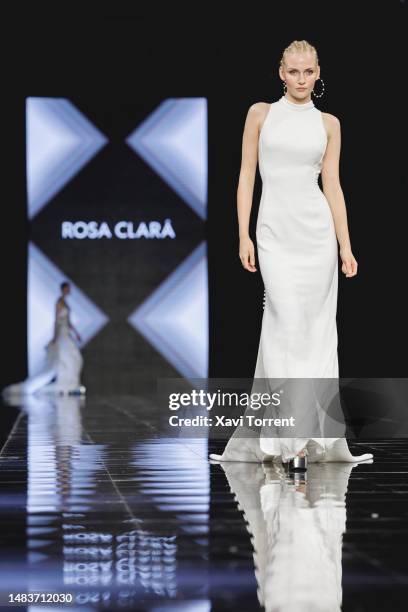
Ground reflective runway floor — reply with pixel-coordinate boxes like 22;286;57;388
0;394;407;611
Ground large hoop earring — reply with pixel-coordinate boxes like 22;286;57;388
312;77;325;98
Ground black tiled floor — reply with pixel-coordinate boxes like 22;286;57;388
0;394;407;610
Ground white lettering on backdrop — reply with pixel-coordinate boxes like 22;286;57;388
61;219;176;239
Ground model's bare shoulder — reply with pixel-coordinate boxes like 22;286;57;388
241;102;266;138
321;112;341;139
246;102;270;134
322;112;340;125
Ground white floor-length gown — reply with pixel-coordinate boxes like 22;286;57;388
2;302;84;397
210;95;372;464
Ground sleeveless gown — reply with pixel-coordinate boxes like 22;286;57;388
50;303;84;393
210;95;372;464
2;302;84;397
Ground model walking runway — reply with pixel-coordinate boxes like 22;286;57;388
210;42;373;467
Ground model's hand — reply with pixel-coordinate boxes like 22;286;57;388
239;236;257;272
340;247;358;277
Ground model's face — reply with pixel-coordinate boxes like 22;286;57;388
63;285;70;295
280;52;319;99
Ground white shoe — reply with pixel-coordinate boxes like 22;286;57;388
319;438;373;463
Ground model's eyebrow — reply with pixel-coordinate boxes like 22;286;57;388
287;67;314;70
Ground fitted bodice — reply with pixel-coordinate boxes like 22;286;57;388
56;303;70;331
258;95;328;192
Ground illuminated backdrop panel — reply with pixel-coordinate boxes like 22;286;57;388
26;96;208;391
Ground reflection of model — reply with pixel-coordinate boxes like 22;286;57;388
2;281;85;397
210;40;372;469
215;460;358;612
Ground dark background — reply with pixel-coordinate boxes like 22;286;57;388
2;2;406;395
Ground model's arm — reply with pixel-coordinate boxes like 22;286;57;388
68;313;81;342
51;300;62;343
237;103;265;273
321;114;358;278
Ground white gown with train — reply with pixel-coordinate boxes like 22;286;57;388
2;302;84;396
210;95;372;463
49;303;84;392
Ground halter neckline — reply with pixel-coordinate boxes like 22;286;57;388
279;95;315;111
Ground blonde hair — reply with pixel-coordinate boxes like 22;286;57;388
279;40;319;68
